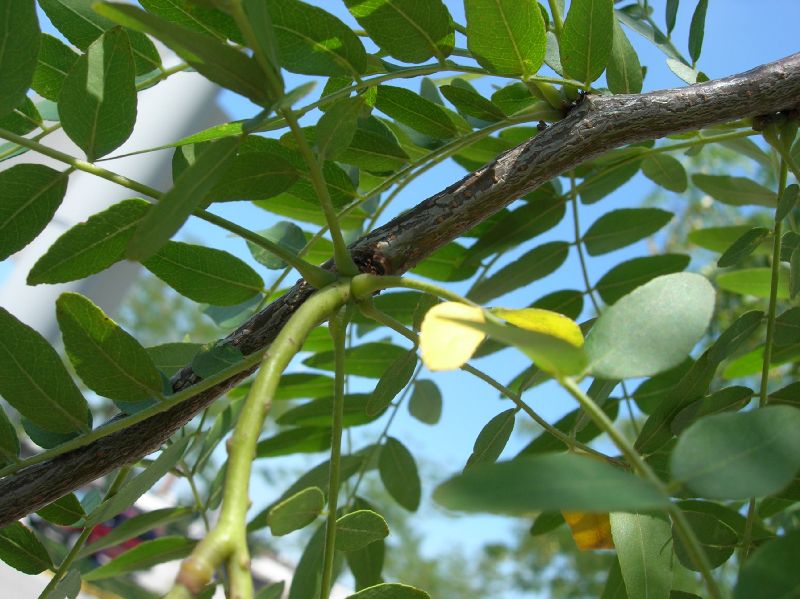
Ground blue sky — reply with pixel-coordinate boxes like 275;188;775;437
6;1;800;594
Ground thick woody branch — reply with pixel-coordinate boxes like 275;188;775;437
0;53;798;527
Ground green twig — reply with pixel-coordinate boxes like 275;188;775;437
282;109;358;276
559;377;722;599
548;0;564;38
320;308;350;598
38;466;132;598
168;282;350;598
740;160;788;565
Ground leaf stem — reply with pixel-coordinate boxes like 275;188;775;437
740;159;788;565
320;308;350;598
357;299;621;466
282;109;358;275
168;282;350;597
559;377;722;599
548;0;564;38
38;466;131;598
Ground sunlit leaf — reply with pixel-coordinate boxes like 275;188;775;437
464;0;546;77
56;293;163;402
419;302;485;371
607;18;642;94
267;0;367;77
347;583;430;599
693;174;776;207
560;0;614;84
59;28;137;160
716;267;791;299
611;512;672;597
95;3;272;104
0;1;39;117
344;0;454;63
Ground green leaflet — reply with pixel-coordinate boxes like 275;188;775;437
688;0;709;64
582;208;673;256
379;437;421;511
127;138;240;261
83;536;195;580
346;583;430;599
267;0;367;77
693;174;776;207
434;453;669;513
468;241;569;303
0;1;40;118
587;273;715;379
374;85;457;139
0;307;90;435
0;164;68;261
59;28;138;160
611;513;673;599
95;3;271;104
641;154;688;192
268;487;324;536
465;409;516;469
304;342;408;378
464;0;546;77
595;253;690;305
671;406;800;499
28;199;150;285
39;0;161;75
407;379;442;425
0;407;19;466
142;241;264;306
56;293;163;403
335;510;389;552
607;17;643;94
0;522;53;575
560;0;614;84
344;0;454;63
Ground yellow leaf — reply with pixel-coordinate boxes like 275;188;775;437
491;308;584;348
420;302;485;371
562;511;614;550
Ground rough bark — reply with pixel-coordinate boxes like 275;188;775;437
1;53;798;527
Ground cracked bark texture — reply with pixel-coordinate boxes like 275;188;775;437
0;52;798;527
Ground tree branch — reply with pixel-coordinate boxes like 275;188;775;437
0;53;798;527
